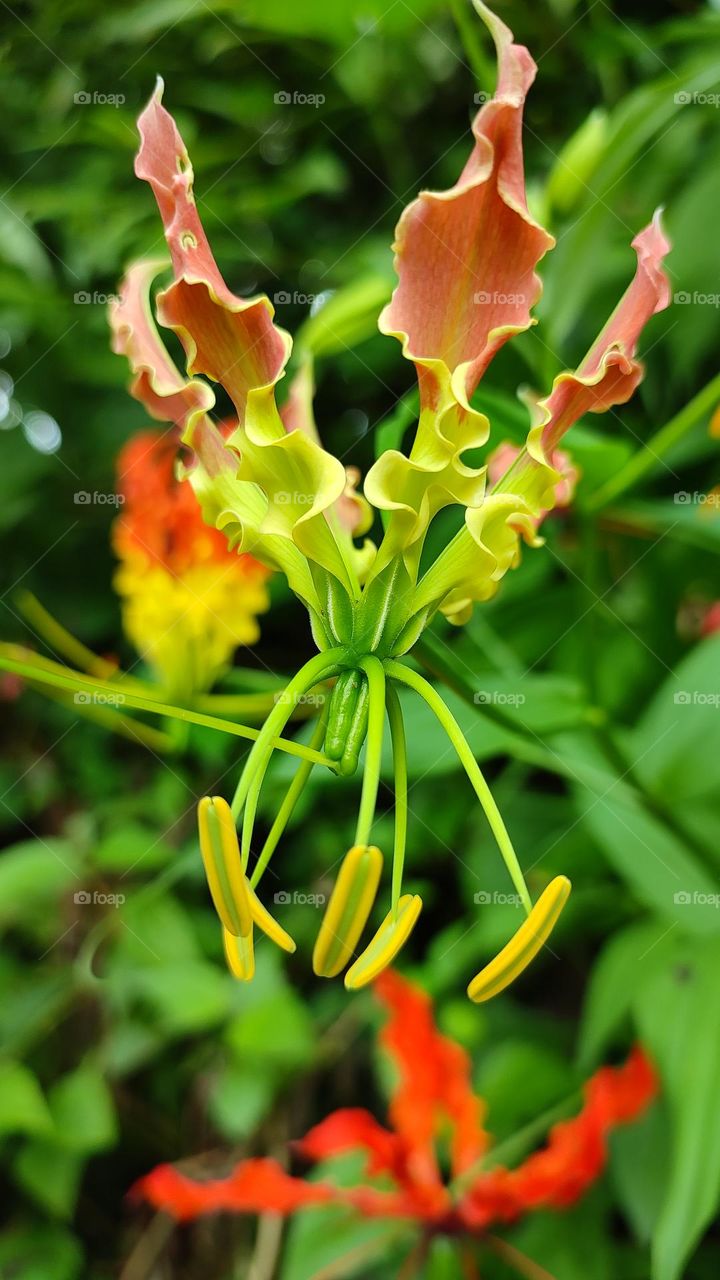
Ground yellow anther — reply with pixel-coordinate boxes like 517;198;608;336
467;875;571;1003
223;926;255;981
248;882;296;954
313;845;383;978
344;893;422;990
197;796;252;937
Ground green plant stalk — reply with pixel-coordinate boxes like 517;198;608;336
415;632;606;774
235;648;347;852
450;1089;582;1198
0;651;335;768
250;702;331;890
27;681;176;753
353;656;386;848
14;590;123;681
586;369;720;510
449;0;496;87
386;682;408;917
386;660;531;914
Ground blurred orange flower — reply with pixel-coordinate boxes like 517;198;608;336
134;971;656;1256
113;429;270;695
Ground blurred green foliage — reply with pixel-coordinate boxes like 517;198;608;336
1;0;720;1277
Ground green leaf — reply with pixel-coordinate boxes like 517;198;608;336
131;962;231;1035
611;1103;672;1246
578;920;677;1069
225;990;314;1071
13;1141;85;1219
206;1063;273;1141
48;1064;118;1154
634;937;720;1280
0;1221;83;1280
93;822;172;873
0;840;80;929
634;634;720;804
564;737;719;934
0;1061;52;1137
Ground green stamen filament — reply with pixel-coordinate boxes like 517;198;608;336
233;648;347;863
250;700;330;891
386;682;408;919
386;660;532;915
353;656;386;848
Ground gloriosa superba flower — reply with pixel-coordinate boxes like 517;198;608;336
111;1;671;998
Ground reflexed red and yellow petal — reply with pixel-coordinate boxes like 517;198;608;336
375;970;488;1178
365;1;554;572
132;1157;335;1221
296;1108;404;1179
379;0;554;413
109;259;213;433
459;1046;657;1227
527;212;671;461
135;80;291;426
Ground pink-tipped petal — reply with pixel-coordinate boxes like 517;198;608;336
135;81;291;424
109;259;214;433
380;1;554;409
529;212;671;459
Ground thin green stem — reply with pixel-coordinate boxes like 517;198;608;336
386;682;408;917
0;651;335;768
234;649;347;859
587;369;720;511
250;701;330;890
14;591;121;680
386;660;531;914
353;656;386;848
450;1089;581;1199
485;1236;558;1280
449;0;495;88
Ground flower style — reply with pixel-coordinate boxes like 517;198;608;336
134;971;658;1273
111;0;671;998
113;428;270;697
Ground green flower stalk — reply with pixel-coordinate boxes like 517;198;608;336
108;1;671;998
